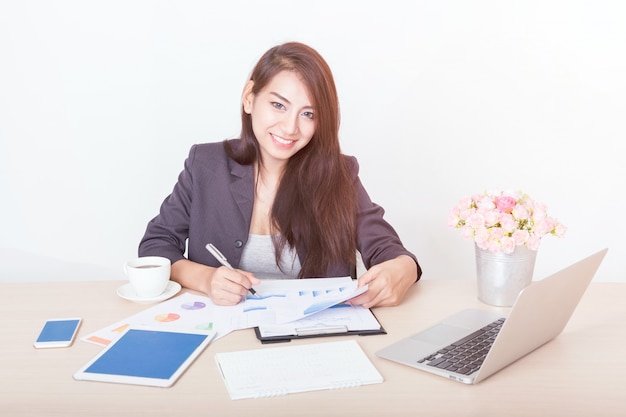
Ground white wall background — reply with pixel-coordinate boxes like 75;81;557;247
1;0;624;283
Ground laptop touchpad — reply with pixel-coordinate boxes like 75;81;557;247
411;324;467;346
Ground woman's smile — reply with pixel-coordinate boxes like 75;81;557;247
271;133;296;147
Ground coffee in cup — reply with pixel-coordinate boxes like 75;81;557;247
124;256;171;298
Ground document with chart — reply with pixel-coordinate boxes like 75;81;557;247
240;276;367;325
82;277;366;346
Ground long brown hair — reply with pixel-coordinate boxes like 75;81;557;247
225;42;357;277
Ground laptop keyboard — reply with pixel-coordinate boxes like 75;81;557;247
418;318;505;375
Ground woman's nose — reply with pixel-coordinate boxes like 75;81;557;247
281;112;299;135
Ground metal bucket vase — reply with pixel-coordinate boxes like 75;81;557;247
475;244;537;307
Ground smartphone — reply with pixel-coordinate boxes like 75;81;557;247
33;318;82;348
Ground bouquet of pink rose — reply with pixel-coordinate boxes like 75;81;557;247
448;190;567;254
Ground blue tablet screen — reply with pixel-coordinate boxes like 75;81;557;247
84;329;209;380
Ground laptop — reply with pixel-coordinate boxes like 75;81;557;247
376;248;608;384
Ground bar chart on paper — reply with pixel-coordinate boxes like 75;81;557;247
243;277;367;323
82;277;366;346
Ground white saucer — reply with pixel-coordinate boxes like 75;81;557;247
116;281;182;304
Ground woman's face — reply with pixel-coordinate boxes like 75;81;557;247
243;70;316;169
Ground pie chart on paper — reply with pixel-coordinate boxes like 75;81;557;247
181;301;206;310
154;313;180;323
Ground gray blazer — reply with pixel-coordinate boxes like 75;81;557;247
139;141;421;279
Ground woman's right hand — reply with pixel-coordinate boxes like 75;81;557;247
205;265;260;305
170;259;260;305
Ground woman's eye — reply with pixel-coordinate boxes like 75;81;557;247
272;102;286;110
302;111;314;120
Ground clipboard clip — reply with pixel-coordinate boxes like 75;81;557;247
295;324;348;336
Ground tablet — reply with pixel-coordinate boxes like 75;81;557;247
73;326;216;387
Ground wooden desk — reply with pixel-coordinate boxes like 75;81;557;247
1;279;624;416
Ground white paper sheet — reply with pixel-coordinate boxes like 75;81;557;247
83;277;365;346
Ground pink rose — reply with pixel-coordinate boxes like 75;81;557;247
483;210;500;227
474;228;489;246
512;229;530;245
489;227;504;240
495;195;517;213
487;241;501;253
534;218;556;236
500;237;516;254
459;208;475;221
499;213;517;233
447;212;459;229
476;196;496;211
461;225;475;239
512;204;530;220
467;213;486;229
532;201;548;219
526;235;541;251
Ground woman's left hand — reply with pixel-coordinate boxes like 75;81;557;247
349;255;418;308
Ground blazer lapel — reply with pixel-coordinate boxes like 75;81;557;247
228;160;254;227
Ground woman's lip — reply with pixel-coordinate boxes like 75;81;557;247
271;133;295;146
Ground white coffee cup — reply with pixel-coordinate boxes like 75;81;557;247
123;256;171;298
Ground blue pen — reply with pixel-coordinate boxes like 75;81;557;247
206;243;261;298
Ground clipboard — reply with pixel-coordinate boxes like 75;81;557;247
254;304;386;344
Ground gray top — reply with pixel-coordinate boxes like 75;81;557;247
239;234;302;279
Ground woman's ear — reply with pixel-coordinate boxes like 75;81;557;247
242;80;255;114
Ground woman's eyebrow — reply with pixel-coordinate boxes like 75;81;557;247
269;91;290;104
269;91;314;110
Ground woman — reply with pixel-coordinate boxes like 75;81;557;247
139;42;421;307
